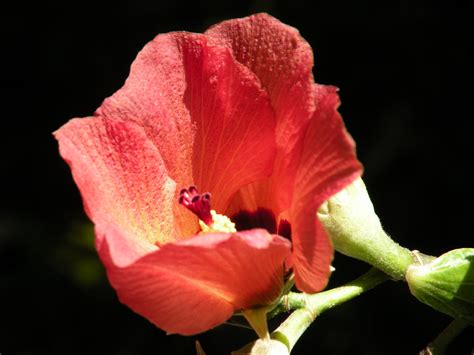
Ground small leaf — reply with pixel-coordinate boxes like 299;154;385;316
195;340;207;355
242;307;271;339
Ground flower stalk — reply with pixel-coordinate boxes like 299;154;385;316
271;268;388;351
267;292;307;319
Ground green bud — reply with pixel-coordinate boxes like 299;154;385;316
406;248;474;323
318;178;415;279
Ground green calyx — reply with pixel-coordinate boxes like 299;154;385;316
406;248;474;324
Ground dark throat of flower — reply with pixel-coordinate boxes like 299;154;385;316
231;208;292;241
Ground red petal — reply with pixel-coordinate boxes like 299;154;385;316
96;34;195;189
54;118;178;246
97;225;291;335
207;13;316;212
290;85;363;293
96;32;277;214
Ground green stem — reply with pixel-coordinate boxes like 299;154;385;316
271;268;388;352
347;228;414;280
420;319;470;355
268;292;307;319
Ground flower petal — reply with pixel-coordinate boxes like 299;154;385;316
96;34;195;188
290;85;363;293
96;224;291;335
54;118;178;246
96;32;277;214
207;13;316;212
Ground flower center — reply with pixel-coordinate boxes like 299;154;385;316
178;186;236;234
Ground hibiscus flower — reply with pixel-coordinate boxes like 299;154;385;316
55;13;362;335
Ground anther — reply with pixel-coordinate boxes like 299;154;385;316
178;186;213;226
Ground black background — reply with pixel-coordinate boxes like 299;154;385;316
1;0;473;354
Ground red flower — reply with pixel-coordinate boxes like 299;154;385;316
55;13;362;335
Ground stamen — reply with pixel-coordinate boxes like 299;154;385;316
178;186;213;225
178;186;236;234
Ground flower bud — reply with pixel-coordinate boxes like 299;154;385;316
318;178;414;279
406;248;474;323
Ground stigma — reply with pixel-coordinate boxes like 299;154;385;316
179;186;236;234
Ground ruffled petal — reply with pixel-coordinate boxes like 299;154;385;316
96;32;277;215
54;118;177;246
290;85;362;293
96;224;291;335
207;13;316;213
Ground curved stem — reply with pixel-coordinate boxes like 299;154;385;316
267;292;306;319
271;268;388;351
350;227;414;280
420;319;470;355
